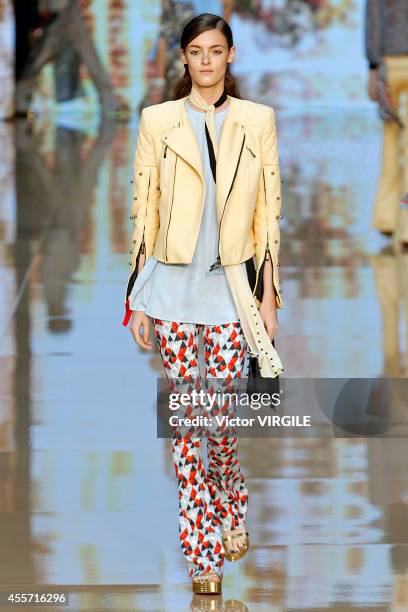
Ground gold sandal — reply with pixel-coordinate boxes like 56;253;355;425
192;572;222;594
222;528;249;562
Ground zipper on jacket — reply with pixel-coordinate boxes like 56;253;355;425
246;144;256;193
125;233;146;298
253;168;272;299
123;230;147;327
209;134;246;271
122;153;160;326
136;169;150;271
163;145;167;158
253;243;271;302
246;145;256;158
135;169;151;273
165;156;177;261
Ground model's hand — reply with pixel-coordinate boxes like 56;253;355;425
368;69;378;101
130;310;155;350
258;299;278;341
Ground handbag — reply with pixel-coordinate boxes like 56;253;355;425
247;338;281;397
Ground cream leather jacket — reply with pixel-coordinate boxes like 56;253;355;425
123;94;284;320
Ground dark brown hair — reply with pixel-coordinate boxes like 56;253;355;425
172;13;242;100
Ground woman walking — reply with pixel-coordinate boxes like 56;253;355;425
122;13;284;594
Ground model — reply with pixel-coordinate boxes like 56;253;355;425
122;12;284;595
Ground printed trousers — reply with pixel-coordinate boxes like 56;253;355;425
152;317;249;579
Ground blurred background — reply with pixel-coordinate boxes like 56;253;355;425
1;0;408;610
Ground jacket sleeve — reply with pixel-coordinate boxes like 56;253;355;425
122;108;160;326
252;107;284;309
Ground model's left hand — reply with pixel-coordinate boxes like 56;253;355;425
258;299;278;340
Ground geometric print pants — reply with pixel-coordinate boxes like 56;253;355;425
152;318;249;579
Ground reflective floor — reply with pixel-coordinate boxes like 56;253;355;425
0;109;408;611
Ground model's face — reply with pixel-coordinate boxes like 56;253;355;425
181;29;235;89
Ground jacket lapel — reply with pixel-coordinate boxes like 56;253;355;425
216;109;245;219
161;95;245;219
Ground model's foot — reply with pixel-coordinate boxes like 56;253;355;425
222;527;249;559
192;571;222;594
193;572;221;583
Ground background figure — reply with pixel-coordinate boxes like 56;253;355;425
371;247;408;376
14;0;128;116
1;0;14;118
365;0;408;247
53;43;84;103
